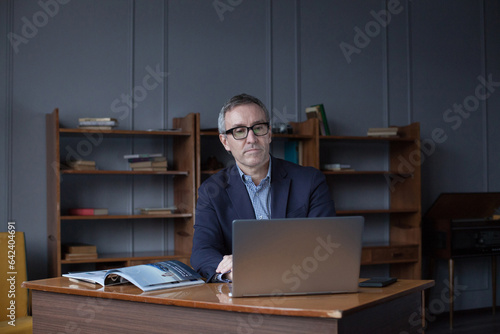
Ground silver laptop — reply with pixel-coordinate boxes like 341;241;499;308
230;216;364;297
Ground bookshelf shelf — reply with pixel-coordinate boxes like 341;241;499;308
321;123;422;279
336;208;419;215
60;251;191;265
46;109;199;277
60;213;193;220
59;128;191;136
321;170;413;176
321;135;416;142
61;170;189;176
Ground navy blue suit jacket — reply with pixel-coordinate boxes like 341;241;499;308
190;155;336;281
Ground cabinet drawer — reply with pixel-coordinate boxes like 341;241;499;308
362;245;419;265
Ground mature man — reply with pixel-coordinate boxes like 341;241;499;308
191;94;335;282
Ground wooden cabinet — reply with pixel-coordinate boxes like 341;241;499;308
320;123;421;278
46;109;198;277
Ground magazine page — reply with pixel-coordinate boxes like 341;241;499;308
63;270;108;285
105;260;204;292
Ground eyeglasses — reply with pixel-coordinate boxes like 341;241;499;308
225;122;270;140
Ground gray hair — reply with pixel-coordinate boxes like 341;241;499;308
218;94;270;134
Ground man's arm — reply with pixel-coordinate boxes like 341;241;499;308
307;168;336;217
190;181;231;282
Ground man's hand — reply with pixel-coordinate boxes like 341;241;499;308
216;255;233;280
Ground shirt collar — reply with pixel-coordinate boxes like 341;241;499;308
237;155;272;185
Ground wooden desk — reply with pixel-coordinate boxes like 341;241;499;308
23;278;434;333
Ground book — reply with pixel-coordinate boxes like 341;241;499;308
62;160;97;171
322;163;353;171
298;141;303;166
63;243;98;261
79;121;118;126
123;153;163;159
63;260;205;292
131;167;168;171
284;141;299;164
78;118;118;128
305;106;326;136
64;253;99;261
367;127;399;137
68;208;109;216
61;164;97;171
78;126;114;130
66;160;96;167
63;243;97;254
127;156;167;163
138;207;177;215
129;160;167;169
146;128;182;132
78;118;118;122
305;104;330;135
311;104;330;135
367;128;398;133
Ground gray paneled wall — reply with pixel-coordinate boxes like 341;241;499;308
1;0;499;313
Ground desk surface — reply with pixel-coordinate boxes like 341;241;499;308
24;278;433;319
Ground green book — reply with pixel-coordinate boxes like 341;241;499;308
312;104;330;136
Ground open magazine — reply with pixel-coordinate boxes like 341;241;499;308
63;260;205;292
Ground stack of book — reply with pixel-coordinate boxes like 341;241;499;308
124;153;168;171
78;117;118;130
63;243;98;261
68;208;109;216
62;160;97;171
138;207;177;215
367;127;399;137
321;163;354;171
305;104;330;136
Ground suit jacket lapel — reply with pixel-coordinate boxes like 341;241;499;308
226;165;256;220
270;157;290;218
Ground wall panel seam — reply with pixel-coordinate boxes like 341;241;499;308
382;0;389;127
166;0;175;250
406;0;413;124
5;0;14;221
130;0;136;251
295;0;301;120
266;0;272;113
163;0;169;250
480;0;488;192
164;0;168;128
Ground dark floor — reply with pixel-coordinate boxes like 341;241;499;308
425;308;500;334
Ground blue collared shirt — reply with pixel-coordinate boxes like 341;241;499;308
237;159;272;220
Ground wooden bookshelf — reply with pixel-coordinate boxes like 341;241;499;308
46;109;199;277
320;123;422;278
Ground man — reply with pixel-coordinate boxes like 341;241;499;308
191;93;335;282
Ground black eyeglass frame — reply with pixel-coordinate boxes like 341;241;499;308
225;122;270;140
